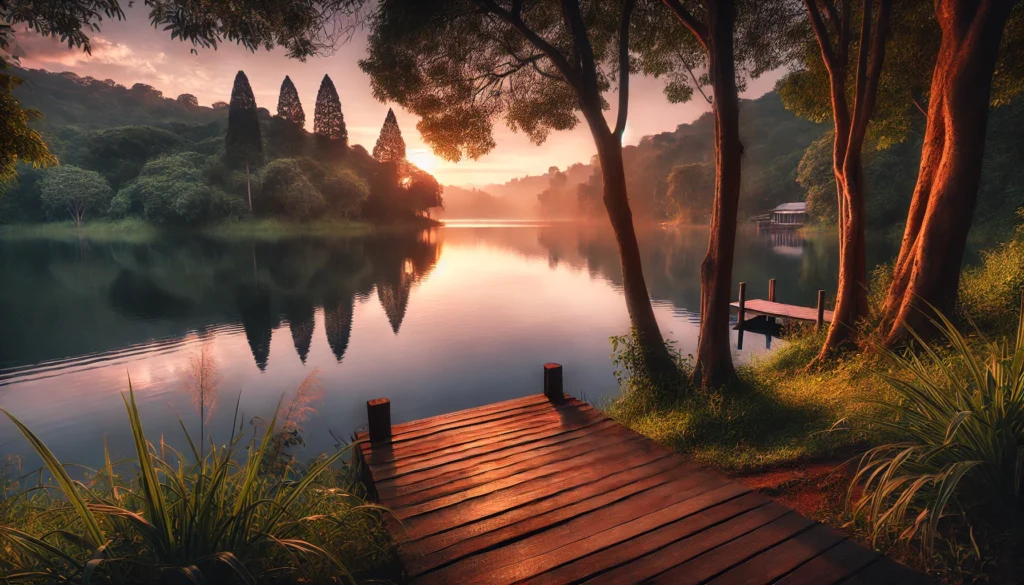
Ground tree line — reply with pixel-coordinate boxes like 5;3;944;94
2;0;1022;386
1;64;442;226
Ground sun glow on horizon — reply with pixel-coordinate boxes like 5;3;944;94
407;149;441;174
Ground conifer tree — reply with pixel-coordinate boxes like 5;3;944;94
225;70;262;213
373;108;406;165
313;74;347;159
276;75;305;127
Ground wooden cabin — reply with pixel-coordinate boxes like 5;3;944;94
770;202;807;229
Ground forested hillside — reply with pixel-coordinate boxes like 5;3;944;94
0;68;442;226
445;90;1024;239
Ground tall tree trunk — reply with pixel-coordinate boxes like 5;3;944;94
879;0;1014;344
591;125;677;376
805;0;891;361
245;162;254;214
692;0;741;388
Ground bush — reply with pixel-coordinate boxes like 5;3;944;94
261;158;327;220
0;384;395;584
959;210;1024;334
38;165;113;226
323;168;370;218
850;304;1024;557
117;152;244;225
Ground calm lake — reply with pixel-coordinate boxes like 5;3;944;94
0;222;895;470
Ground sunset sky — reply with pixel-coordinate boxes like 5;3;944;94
12;5;782;187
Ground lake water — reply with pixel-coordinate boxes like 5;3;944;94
0;222;895;470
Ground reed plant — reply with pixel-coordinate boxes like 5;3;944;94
0;382;394;584
850;295;1024;557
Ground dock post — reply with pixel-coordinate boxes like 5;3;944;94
367;398;391;443
544;363;565;403
737;282;747;329
816;290;826;332
768;278;776;302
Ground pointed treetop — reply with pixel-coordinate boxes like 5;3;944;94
277;75;305;128
314;74;348;150
373;107;407;164
226;70;262;165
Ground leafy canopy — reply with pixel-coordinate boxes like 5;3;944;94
38;164;112;222
359;0;626;162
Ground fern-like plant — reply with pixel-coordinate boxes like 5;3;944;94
851;293;1024;556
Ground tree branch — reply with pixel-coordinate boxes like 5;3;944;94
614;0;636;139
560;0;600;95
848;0;892;160
661;0;708;47
476;0;581;87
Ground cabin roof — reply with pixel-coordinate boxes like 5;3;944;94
772;202;807;213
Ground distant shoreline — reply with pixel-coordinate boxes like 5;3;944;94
0;217;442;242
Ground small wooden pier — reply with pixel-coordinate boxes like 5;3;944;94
355;365;927;585
731;279;834;331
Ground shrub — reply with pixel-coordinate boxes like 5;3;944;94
38;165;113;226
960;210;1024;334
322;168;370;218
0;384;395;584
850;301;1024;557
117;152;244;225
261;158;326;220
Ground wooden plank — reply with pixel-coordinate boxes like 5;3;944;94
406;465;724;576
376;419;621;490
364;402;600;466
706;523;847;585
478;487;768;585
730;299;834;323
389;393;550;435
414;480;749;584
399;450;682;542
388;431;649;507
523;494;776;585
393;433;669;518
369;409;609;482
365;397;582;451
579;503;793;585
406;457;712;565
641;512;815;585
772;538;881;585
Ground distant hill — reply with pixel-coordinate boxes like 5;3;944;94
12;67;225;130
443;92;826;221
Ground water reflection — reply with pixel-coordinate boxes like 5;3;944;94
0;223;896;468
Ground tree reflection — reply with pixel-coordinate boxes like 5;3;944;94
283;297;315;363
323;294;354;362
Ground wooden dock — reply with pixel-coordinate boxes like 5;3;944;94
354;367;927;585
730;279;833;330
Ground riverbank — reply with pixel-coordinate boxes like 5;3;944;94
0;217;442;242
608;220;1024;581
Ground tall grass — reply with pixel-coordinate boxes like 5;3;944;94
850;295;1024;558
0;381;394;584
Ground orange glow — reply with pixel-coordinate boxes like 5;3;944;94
407;149;440;174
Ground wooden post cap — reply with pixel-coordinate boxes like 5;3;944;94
367;397;391;443
544;363;565;403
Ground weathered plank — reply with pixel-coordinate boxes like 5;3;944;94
356;394;928;585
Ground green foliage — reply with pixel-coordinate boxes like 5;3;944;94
261;158;327;220
38;165;112;225
82;125;187;188
664;163;714;223
116;152;244;225
176;93;199;107
0;68;58;184
850;303;1024;557
225;71;263;170
0;383;395;583
322;168;371;218
314;75;348;159
359;0;607;162
960;212;1024;333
